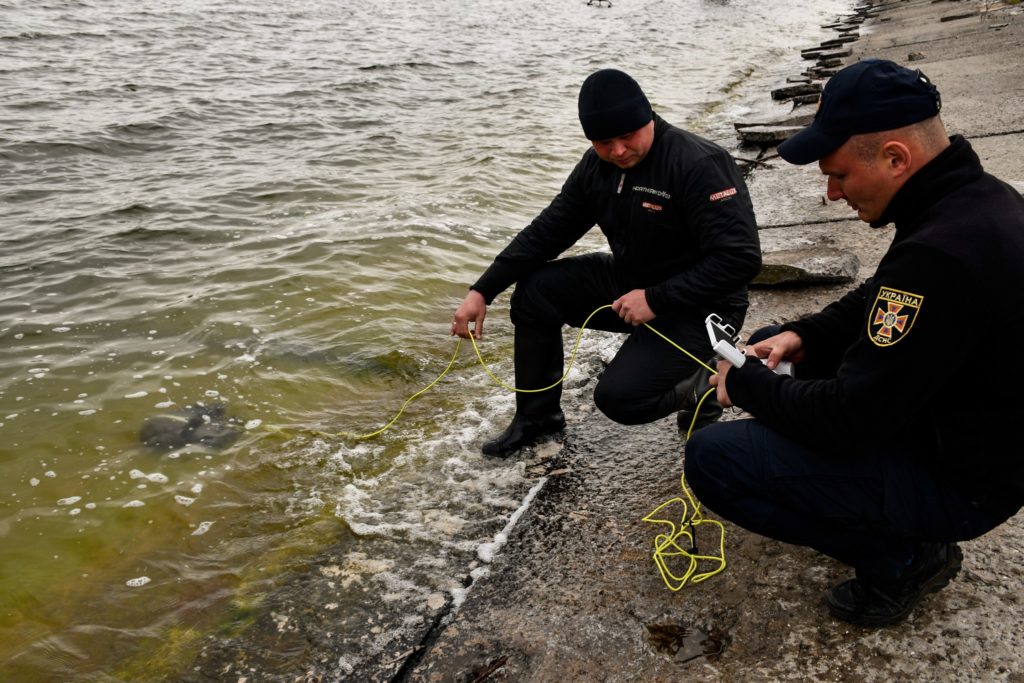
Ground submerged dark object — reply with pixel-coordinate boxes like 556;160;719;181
139;402;242;450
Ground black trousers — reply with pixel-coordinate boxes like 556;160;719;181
683;325;1010;580
508;252;744;425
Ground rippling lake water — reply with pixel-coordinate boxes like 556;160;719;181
1;0;853;679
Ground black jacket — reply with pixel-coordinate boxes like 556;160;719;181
471;114;761;315
727;136;1024;514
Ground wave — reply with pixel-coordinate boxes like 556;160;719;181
0;135;172;161
357;61;443;72
0;30;107;42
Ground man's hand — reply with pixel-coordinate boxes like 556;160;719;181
708;360;734;408
611;289;654;326
451;290;487;339
747;330;805;371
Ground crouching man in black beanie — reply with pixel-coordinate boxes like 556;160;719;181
451;68;761;457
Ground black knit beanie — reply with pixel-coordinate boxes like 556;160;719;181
577;69;653;141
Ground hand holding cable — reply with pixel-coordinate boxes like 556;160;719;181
451;289;487;340
610;288;655;326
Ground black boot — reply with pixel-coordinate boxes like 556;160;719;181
482;323;565;457
824;542;963;627
481;411;566;457
674;362;723;434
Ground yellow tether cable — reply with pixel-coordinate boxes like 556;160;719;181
287;302;726;590
298;304;714;441
642;470;727;590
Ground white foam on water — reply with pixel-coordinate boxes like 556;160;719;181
449;585;469;608
57;496;82;506
476;476;546;564
174;495;195;506
123;500;145;508
451;566;492;608
124;391;148;399
345;520;411;538
130;469;169;484
192;521;213;535
125;576;150;587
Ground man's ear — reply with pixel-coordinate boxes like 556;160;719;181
880;141;912;178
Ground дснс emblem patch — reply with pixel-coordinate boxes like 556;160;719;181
869;286;923;346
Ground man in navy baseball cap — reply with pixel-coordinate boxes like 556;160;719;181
778;58;942;165
686;57;1024;630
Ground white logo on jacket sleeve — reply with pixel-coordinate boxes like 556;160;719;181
709;187;737;201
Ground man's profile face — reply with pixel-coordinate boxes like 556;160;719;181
818;140;899;223
590;120;655;169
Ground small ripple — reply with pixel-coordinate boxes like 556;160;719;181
357;60;442;72
0;30;108;42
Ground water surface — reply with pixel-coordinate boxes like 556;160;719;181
0;0;852;678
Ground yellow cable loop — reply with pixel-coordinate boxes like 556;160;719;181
642;470;727;590
281;303;727;589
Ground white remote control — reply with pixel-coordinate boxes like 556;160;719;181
705;314;793;376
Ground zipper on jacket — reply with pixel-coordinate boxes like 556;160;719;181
617;172;625;194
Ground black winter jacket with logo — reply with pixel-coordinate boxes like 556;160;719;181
471;114;762;315
727;136;1024;515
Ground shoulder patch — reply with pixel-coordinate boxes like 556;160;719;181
868;287;923;347
709;187;737;202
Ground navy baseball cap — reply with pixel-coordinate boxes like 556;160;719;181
778;59;942;165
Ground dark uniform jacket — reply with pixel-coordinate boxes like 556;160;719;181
726;135;1024;515
471;113;762;316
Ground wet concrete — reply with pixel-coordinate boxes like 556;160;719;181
401;2;1024;681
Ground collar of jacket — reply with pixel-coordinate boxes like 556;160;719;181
652;111;669;141
870;134;985;229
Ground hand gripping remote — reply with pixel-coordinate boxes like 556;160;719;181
705;314;793;376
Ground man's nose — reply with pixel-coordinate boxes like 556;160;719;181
826;176;845;201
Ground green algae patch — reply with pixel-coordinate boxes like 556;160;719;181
114;625;205;682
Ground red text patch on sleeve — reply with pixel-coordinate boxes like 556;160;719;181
709;187;737;201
